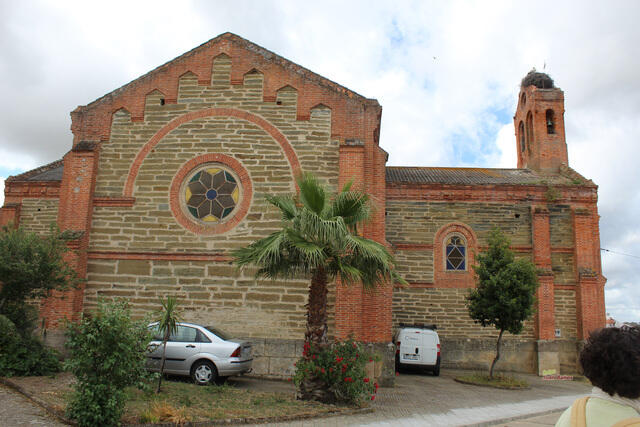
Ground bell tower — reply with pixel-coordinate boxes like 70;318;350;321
514;71;568;172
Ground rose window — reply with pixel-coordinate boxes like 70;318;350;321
184;167;239;222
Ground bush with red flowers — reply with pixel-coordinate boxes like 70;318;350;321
293;339;377;404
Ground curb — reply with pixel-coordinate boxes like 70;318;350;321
453;378;531;390
0;377;373;426
464;408;564;427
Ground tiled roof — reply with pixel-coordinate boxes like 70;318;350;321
7;159;64;182
386;167;584;186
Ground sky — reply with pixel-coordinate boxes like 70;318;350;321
1;0;639;322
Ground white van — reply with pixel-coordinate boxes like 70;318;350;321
394;323;441;376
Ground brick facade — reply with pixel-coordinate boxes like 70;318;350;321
1;34;605;376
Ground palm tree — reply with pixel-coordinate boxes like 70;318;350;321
233;172;405;348
155;296;180;393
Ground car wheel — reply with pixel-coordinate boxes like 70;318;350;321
432;357;441;377
191;360;217;385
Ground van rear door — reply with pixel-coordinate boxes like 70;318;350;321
399;328;422;365
421;330;438;365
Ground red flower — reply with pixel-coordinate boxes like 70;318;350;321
374;382;378;390
371;395;376;401
312;354;316;360
321;368;325;373
336;357;343;363
329;367;333;373
363;378;370;383
369;358;373;362
344;377;353;382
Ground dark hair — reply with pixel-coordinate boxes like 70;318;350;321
580;326;640;398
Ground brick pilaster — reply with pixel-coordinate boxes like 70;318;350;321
573;207;606;339
40;142;99;327
335;142;366;340
360;145;392;342
532;206;555;340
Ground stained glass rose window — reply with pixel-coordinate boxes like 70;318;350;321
183;166;240;223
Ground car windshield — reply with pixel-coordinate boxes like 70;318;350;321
205;326;231;340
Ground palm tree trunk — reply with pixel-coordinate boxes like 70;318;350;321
305;267;328;347
489;329;504;379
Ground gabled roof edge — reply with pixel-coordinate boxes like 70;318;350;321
78;32;378;113
6;159;64;182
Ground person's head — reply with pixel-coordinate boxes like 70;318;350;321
580;326;640;399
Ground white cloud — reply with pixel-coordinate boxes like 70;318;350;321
1;0;639;321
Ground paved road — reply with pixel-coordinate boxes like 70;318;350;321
243;369;587;426
0;384;66;426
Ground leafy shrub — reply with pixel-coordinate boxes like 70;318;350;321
1;301;39;336
293;339;377;404
0;314;60;376
64;299;152;427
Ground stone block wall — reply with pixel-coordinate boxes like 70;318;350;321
440;337;537;373
18;199;59;234
555;289;577;339
85;258;309;338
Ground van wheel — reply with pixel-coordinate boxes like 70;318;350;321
191;360;217;385
432;357;441;376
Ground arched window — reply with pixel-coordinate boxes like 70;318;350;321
519;121;526;152
526;111;534;150
546;109;555;134
445;235;466;271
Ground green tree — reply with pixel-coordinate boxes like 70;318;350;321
64;299;151;427
234;172;404;348
0;225;79;333
155;296;180;393
467;229;539;378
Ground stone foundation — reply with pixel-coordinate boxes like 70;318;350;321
440;337;537;373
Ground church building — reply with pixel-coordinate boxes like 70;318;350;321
0;33;605;379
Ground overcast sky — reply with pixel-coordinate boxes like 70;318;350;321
1;0;639;322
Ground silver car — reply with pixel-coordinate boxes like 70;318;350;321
147;322;252;385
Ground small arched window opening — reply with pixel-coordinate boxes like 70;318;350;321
445;235;466;271
546;109;555;134
518;121;526;152
526;111;534;150
520;92;526;107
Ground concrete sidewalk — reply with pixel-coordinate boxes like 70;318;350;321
240;369;589;426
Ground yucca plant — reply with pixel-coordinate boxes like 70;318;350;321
155;296;181;393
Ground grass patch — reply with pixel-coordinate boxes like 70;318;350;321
4;373;354;424
454;373;529;390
